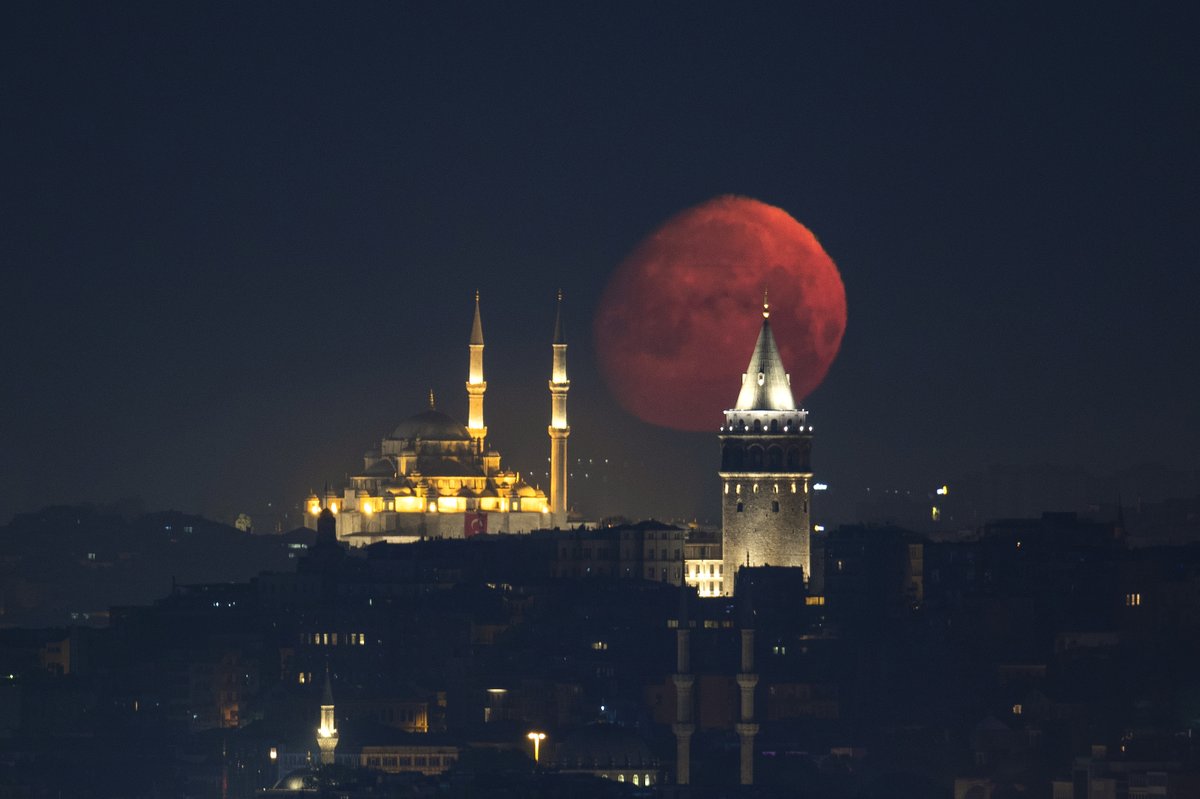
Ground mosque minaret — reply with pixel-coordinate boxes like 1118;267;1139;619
548;290;570;528
466;291;487;454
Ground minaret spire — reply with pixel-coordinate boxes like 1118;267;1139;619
316;662;339;765
466;291;487;453
548;290;570;527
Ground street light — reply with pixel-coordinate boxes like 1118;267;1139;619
527;731;546;763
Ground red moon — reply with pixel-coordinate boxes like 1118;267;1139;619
594;196;847;432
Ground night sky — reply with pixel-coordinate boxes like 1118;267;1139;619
3;3;1198;527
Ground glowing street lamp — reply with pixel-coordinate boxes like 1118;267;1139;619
527;731;546;763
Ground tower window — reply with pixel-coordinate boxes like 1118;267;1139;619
772;501;780;513
736;502;744;513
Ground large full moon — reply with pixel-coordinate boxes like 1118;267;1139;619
594;196;847;432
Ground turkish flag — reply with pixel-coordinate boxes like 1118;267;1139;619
464;512;487;538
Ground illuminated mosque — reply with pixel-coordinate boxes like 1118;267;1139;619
305;293;570;545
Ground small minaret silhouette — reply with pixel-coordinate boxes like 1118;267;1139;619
672;585;695;784
736;580;759;785
315;663;339;765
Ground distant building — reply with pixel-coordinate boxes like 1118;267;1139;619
305;293;570;545
683;527;724;597
548;520;686;585
720;294;814;594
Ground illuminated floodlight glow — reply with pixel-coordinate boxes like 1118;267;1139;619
527;731;547;762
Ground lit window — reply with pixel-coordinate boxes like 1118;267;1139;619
633;775;640;786
1012;704;1022;715
753;483;759;493
1125;593;1141;607
931;506;941;521
735;484;741;495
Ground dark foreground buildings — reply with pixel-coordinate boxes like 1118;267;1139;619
4;502;1200;797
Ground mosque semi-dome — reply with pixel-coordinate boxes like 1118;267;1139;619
390;410;472;442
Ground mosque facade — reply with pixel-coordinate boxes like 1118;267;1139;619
305;293;569;545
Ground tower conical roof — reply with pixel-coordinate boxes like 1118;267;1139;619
733;309;796;412
470;291;484;346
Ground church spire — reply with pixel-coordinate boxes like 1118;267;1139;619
733;305;796;412
548;290;570;527
466;291;487;452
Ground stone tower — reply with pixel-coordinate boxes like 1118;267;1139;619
720;294;814;595
548;291;569;527
466;291;487;454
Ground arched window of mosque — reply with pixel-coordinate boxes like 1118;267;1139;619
770;419;778;433
768;446;783;471
753;419;762;433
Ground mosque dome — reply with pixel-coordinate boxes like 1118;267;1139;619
391;410;472;442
